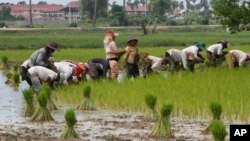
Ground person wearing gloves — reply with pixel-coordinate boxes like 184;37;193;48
206;40;228;67
166;49;194;71
228;49;250;68
27;66;61;93
103;30;126;79
28;42;58;72
182;42;206;71
123;36;140;78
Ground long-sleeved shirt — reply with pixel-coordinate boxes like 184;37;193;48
104;41;118;59
28;66;58;82
167;49;188;70
182;46;203;61
147;55;163;71
124;46;139;64
229;50;248;66
207;43;223;55
28;47;52;67
54;62;74;84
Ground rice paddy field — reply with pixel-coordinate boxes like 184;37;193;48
0;28;250;140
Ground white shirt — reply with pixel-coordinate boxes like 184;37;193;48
207;44;223;55
147;55;163;71
229;50;248;66
28;66;58;82
182;46;201;61
167;49;188;70
54;62;74;84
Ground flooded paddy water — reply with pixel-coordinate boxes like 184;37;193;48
0;71;230;140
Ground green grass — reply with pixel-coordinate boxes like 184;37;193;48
0;29;249;49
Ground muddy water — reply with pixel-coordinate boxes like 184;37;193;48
0;72;230;141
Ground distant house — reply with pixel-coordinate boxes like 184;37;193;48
0;4;64;21
60;1;81;21
124;3;150;15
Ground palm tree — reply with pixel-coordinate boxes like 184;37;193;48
29;0;33;27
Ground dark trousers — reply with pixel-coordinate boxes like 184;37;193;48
126;63;139;78
19;66;32;86
90;58;109;77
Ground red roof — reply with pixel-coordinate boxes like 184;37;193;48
125;4;149;12
65;1;80;8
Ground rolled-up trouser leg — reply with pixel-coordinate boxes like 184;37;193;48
30;75;41;93
109;60;118;79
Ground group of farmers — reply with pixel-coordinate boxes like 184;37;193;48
18;30;250;93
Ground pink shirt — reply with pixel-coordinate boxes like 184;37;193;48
229;50;248;66
104;41;118;59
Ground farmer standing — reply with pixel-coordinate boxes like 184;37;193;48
206;40;228;67
124;36;140;78
103;30;125;79
27;66;61;93
228;49;250;68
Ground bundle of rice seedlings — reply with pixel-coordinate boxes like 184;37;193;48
12;64;19;72
211;120;227;141
11;72;20;87
77;85;95;110
22;88;35;117
1;55;8;69
41;83;58;110
60;109;79;139
204;102;223;133
4;72;12;84
150;104;174;138
144;94;159;122
30;90;54;122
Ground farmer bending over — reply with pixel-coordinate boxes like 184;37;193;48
206;40;228;67
228;49;250;68
28;66;61;93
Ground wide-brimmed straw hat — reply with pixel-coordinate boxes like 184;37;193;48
127;36;138;44
105;30;119;37
47;42;58;50
218;40;228;48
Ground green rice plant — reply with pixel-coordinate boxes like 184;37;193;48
150;104;174;138
41;83;58;110
12;64;19;72
30;91;54;122
4;72;12;84
60;109;79;139
1;55;8;69
204;102;223;133
211;120;227;141
76;85;96;110
22;88;35;117
11;72;20;87
144;94;159;122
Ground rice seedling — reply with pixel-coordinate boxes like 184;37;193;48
150;104;174;138
76;85;96;111
144;94;159;122
60;109;79;139
41;83;58;110
12;64;19;72
11;72;20;87
30;90;54;122
204;102;223;133
4;72;12;84
22;88;35;117
211;120;227;141
1;55;8;69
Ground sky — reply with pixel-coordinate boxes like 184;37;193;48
0;0;123;5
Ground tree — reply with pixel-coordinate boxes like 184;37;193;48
150;0;173;21
211;0;250;33
37;1;47;5
80;0;108;22
29;0;33;28
17;1;26;5
109;3;127;26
